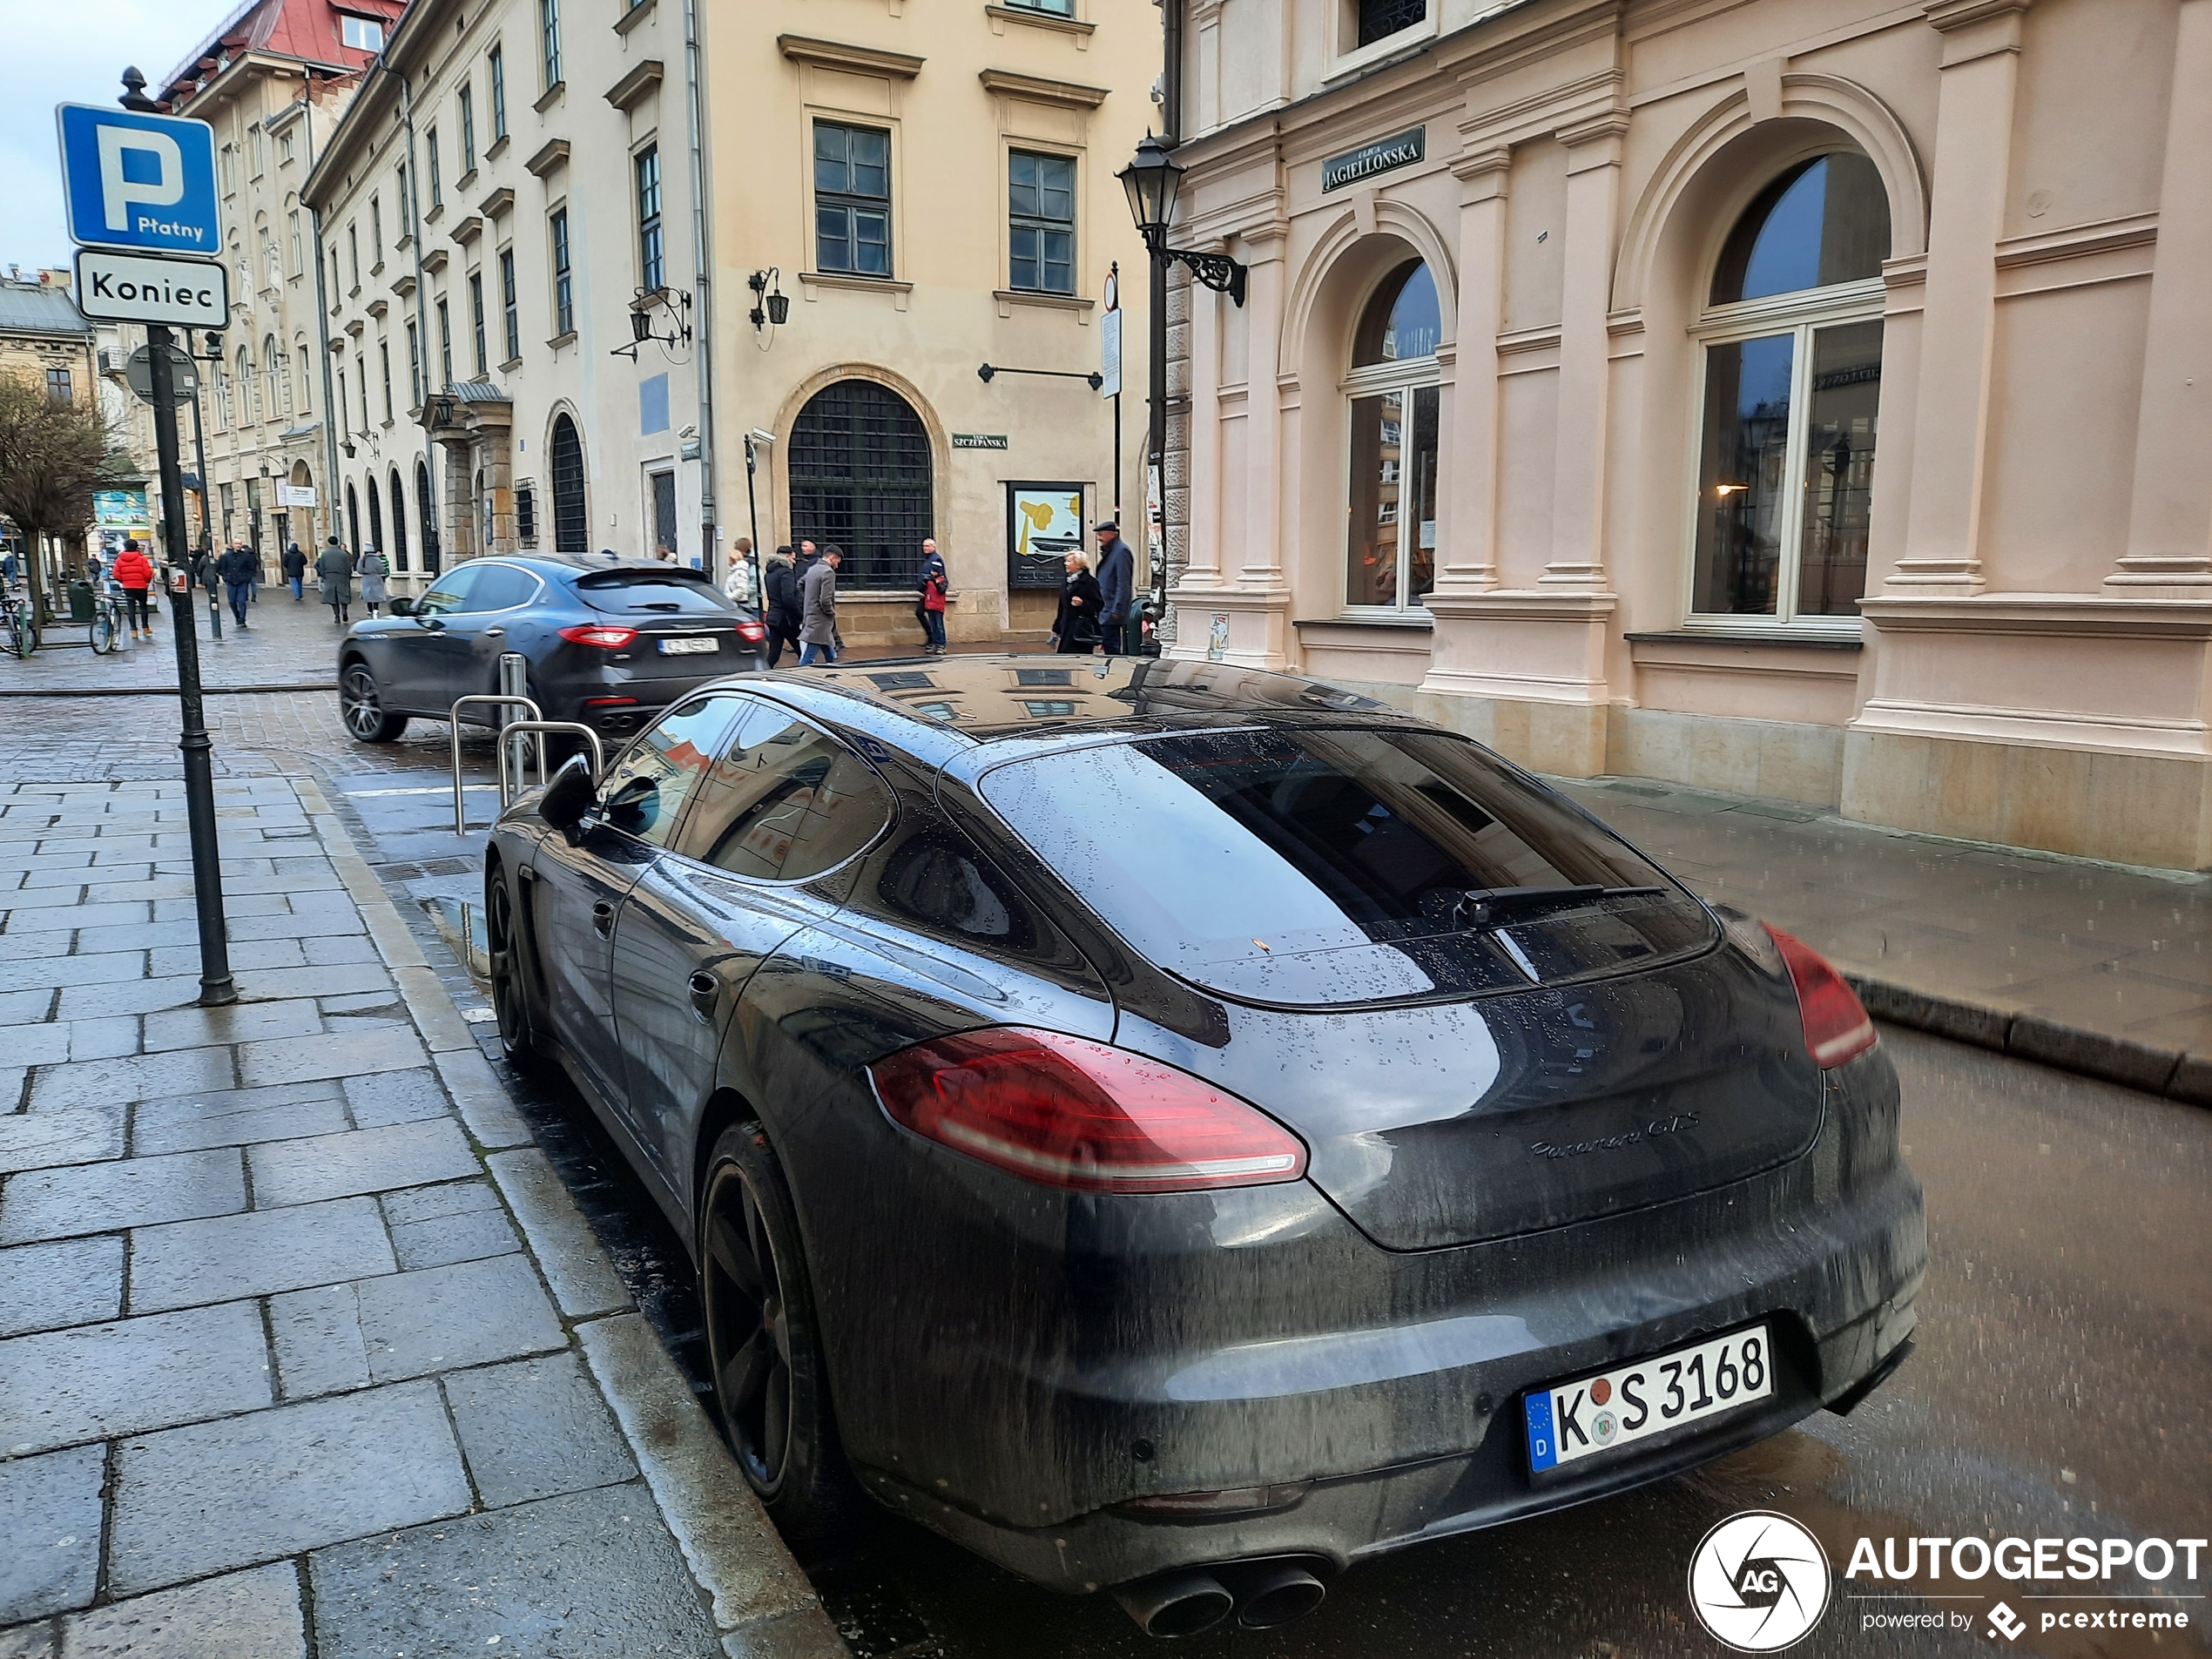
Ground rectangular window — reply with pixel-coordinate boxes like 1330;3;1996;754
1689;319;1882;624
516;482;537;545
45;368;71;405
813;121;890;277
1357;0;1426;47
341;13;385;51
329;245;341;298
248;124;265;178
1002;0;1074;11
458;84;476;173
360;358;372;433
336;369;347;438
539;0;562;89
427;129;442;206
279;130;294;165
489;45;507;139
395;162;410;237
380;341;393;421
287;210;303;274
550;208;573;335
1345;382;1439;610
1008;151;1076;294
469;272;487;376
220;145;237;194
297;347;311;412
437;298;453;387
347;224;360;290
370;195;383;264
500;249;519;362
636;146;664;291
406;319;421;403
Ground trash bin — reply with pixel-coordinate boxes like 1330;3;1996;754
68;579;96;623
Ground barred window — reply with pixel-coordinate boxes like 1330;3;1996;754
813;122;891;278
787;380;934;590
1357;0;1426;47
1008;152;1075;294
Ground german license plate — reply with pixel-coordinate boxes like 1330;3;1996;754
657;636;720;655
1524;1324;1772;1474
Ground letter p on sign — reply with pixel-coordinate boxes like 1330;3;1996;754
98;126;184;231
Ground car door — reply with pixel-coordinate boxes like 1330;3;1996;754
610;698;897;1189
383;564;480;711
421;562;541;722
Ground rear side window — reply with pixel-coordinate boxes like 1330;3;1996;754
980;727;1713;1005
674;705;893;881
597;697;745;847
465;564;538;610
574;570;738;616
415;565;481;617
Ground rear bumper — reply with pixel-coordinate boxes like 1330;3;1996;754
542;654;766;738
813;1059;1924;1591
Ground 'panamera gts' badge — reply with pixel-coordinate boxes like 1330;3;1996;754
1528;1112;1699;1160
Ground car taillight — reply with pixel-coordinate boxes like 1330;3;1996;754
558;624;638;649
869;1027;1306;1193
1764;925;1877;1069
733;619;765;644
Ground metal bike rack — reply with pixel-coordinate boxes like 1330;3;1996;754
495;722;605;806
450;693;543;833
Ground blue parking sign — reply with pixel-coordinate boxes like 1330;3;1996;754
56;105;221;256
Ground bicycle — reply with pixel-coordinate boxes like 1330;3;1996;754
0;583;37;659
89;580;125;656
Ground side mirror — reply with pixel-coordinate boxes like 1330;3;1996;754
538;753;598;835
388;596;415;617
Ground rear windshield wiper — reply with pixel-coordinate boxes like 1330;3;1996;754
631;601;683;611
1451;885;1667;930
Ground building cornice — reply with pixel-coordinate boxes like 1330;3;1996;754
605;59;664;111
525;139;570;179
977;68;1110;108
777;35;925;80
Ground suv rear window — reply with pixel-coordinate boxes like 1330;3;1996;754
573;569;738;616
980;727;1714;1006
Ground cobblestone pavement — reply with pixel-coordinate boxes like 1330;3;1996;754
0;579;346;696
0;775;840;1659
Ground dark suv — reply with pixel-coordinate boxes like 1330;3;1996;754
337;555;765;746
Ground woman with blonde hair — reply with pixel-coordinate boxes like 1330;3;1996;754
1049;548;1103;655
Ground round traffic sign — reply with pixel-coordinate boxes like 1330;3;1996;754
125;343;199;408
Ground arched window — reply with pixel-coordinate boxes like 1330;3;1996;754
265;334;283;414
389;470;410;571
416;458;437;571
1344;259;1441;611
787;379;934;589
346;482;361;552
238;347;259;423
296;344;312;414
1690;152;1888;628
367;474;384;553
550;413;587;552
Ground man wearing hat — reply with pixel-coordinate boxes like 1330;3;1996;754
1094;521;1136;657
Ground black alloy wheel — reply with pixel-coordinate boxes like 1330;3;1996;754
483;866;538;1069
341;662;408;742
698;1123;855;1541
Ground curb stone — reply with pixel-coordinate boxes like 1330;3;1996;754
307;778;850;1659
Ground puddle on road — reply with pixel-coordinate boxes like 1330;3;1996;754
422;894;491;982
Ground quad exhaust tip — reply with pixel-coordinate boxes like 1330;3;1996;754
1113;1561;1328;1638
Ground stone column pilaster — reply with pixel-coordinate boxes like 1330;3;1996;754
1236;224;1291;589
1437;147;1510;593
1542;114;1627;589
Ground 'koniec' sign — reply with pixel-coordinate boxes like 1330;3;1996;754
1322;128;1426;192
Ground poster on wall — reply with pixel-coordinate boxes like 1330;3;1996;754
1006;482;1086;590
92;488;152;552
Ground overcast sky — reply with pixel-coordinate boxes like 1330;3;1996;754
1;0;225;273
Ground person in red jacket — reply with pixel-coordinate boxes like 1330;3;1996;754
111;539;156;642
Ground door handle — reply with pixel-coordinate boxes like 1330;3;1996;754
483;626;505;637
591;900;615;938
687;970;718;1017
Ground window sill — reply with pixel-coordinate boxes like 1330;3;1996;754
547;331;578;349
1625;628;1864;651
455;168;479;193
985;3;1096;41
614;0;657;32
995;287;1093;319
1296;612;1434;631
800;271;914;310
369;260;385;277
500;357;524;373
1322;17;1441;87
486;135;510;161
534;82;566;114
426;203;445;224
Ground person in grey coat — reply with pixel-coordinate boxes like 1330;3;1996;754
355;547;390;617
315;537;354;626
1094;521;1136;656
799;545;842;666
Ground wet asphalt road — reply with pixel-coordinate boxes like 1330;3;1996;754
321;776;2209;1659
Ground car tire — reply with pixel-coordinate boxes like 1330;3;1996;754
341;662;408;742
698;1122;859;1544
483;862;543;1072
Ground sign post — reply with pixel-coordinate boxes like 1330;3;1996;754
1102;263;1123;527
63;76;233;1006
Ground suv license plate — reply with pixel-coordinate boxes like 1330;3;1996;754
658;636;720;656
1524;1323;1772;1474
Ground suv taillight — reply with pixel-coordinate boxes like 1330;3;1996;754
734;618;766;644
558;624;638;649
1765;925;1877;1069
869;1027;1306;1193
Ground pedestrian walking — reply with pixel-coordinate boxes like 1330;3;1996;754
724;537;757;608
217;542;258;629
355;546;390;618
1049;550;1103;655
281;541;307;601
315;536;354;626
762;544;801;668
1094;521;1136;656
111;538;156;641
916;539;948;656
799;545;842;666
247;544;263;604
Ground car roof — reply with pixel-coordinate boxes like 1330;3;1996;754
754;655;1400;750
474;554;714;581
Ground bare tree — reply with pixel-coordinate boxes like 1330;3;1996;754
0;369;115;624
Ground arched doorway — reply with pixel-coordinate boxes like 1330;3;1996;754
388;470;409;570
787;379;933;588
1343;259;1441;611
367;475;385;555
1689;152;1888;625
416;459;437;572
550;414;586;552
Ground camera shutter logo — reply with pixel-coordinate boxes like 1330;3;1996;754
1688;1511;1831;1652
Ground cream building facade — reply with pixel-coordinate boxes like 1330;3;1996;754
158;0;398;567
306;0;711;595
1161;0;2212;870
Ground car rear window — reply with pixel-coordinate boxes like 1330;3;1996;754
979;727;1715;1006
573;570;738;616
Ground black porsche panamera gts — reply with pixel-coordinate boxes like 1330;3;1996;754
482;654;1924;1637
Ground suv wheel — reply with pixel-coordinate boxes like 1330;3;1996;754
341;662;408;742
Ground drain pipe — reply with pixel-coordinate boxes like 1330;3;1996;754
681;0;719;579
304;77;341;550
396;64;440;577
